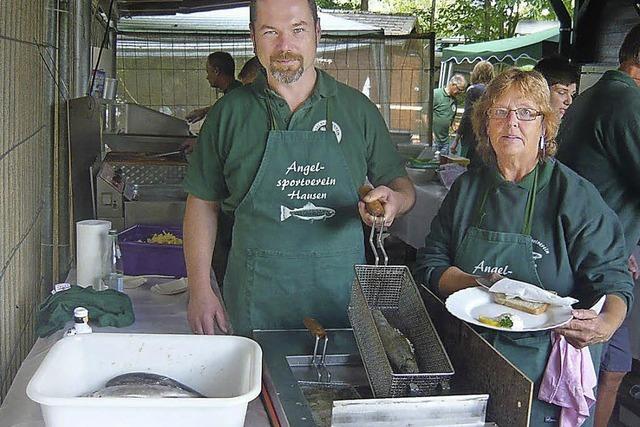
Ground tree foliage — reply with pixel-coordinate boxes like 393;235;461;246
380;0;573;42
316;0;360;10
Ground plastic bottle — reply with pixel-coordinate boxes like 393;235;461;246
70;306;92;334
104;229;124;292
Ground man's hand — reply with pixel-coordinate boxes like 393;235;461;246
186;107;210;124
358;178;414;227
187;283;228;335
554;309;618;349
181;137;197;154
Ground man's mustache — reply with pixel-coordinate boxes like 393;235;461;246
270;52;303;63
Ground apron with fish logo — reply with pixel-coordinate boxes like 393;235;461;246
223;96;364;336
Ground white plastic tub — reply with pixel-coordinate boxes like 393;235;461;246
26;333;262;427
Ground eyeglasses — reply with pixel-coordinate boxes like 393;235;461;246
487;107;542;121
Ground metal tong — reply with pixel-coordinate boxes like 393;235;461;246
358;185;388;266
303;317;331;382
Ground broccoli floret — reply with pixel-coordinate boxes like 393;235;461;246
498;314;514;328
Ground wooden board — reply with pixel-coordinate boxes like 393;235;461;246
421;286;533;427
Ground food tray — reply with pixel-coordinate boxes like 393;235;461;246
118;224;186;277
348;264;454;398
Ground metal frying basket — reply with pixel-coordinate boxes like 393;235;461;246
348;218;454;398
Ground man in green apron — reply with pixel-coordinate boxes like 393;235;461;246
182;0;415;337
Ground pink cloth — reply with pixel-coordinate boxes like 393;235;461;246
538;332;598;426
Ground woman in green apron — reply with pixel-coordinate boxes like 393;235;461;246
415;69;633;426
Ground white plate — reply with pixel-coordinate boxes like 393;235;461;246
445;287;573;332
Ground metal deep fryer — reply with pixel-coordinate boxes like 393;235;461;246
348;193;454;398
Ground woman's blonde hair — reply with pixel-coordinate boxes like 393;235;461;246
472;68;560;166
470;61;494;85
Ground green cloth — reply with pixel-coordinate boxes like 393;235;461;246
36;286;134;337
557;69;640;256
430;87;456;144
183;69;406;213
415;159;634;310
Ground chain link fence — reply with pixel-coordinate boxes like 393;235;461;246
116;32;434;137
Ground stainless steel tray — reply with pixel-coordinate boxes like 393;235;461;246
348;264;454;398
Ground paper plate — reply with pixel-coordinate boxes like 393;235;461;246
445;287;573;332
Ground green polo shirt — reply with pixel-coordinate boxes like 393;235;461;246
430;87;457;144
184;69;406;213
415;159;633;310
224;79;243;94
557;69;640;256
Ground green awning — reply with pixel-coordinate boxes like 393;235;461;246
442;28;559;64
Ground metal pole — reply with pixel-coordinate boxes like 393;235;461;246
43;0;58;293
549;0;572;58
108;24;117;129
72;0;92;97
59;0;72;281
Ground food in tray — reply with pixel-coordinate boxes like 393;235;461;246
493;292;549;315
371;309;419;374
477;313;524;330
144;231;183;245
82;372;204;398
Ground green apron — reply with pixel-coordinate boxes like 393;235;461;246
454;166;563;426
223;97;364;336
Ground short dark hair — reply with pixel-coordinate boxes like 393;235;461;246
249;0;319;25
534;55;579;87
619;23;640;65
207;52;235;77
238;56;263;82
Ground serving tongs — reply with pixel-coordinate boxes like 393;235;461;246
304;317;331;382
358;185;388;265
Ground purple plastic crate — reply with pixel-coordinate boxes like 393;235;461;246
118;224;186;277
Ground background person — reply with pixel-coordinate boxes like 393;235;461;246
238;56;264;85
415;68;633;426
534;54;579;119
557;23;640;427
185;51;243;123
182;0;415;337
450;60;494;168
424;74;467;155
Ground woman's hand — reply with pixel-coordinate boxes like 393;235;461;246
554;309;618;349
554;294;627;349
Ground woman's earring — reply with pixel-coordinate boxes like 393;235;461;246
539;134;546;158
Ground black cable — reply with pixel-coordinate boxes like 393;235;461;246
88;0;115;96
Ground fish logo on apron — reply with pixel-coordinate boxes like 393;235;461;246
312;120;342;143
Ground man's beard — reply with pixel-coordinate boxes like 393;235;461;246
269;51;305;84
